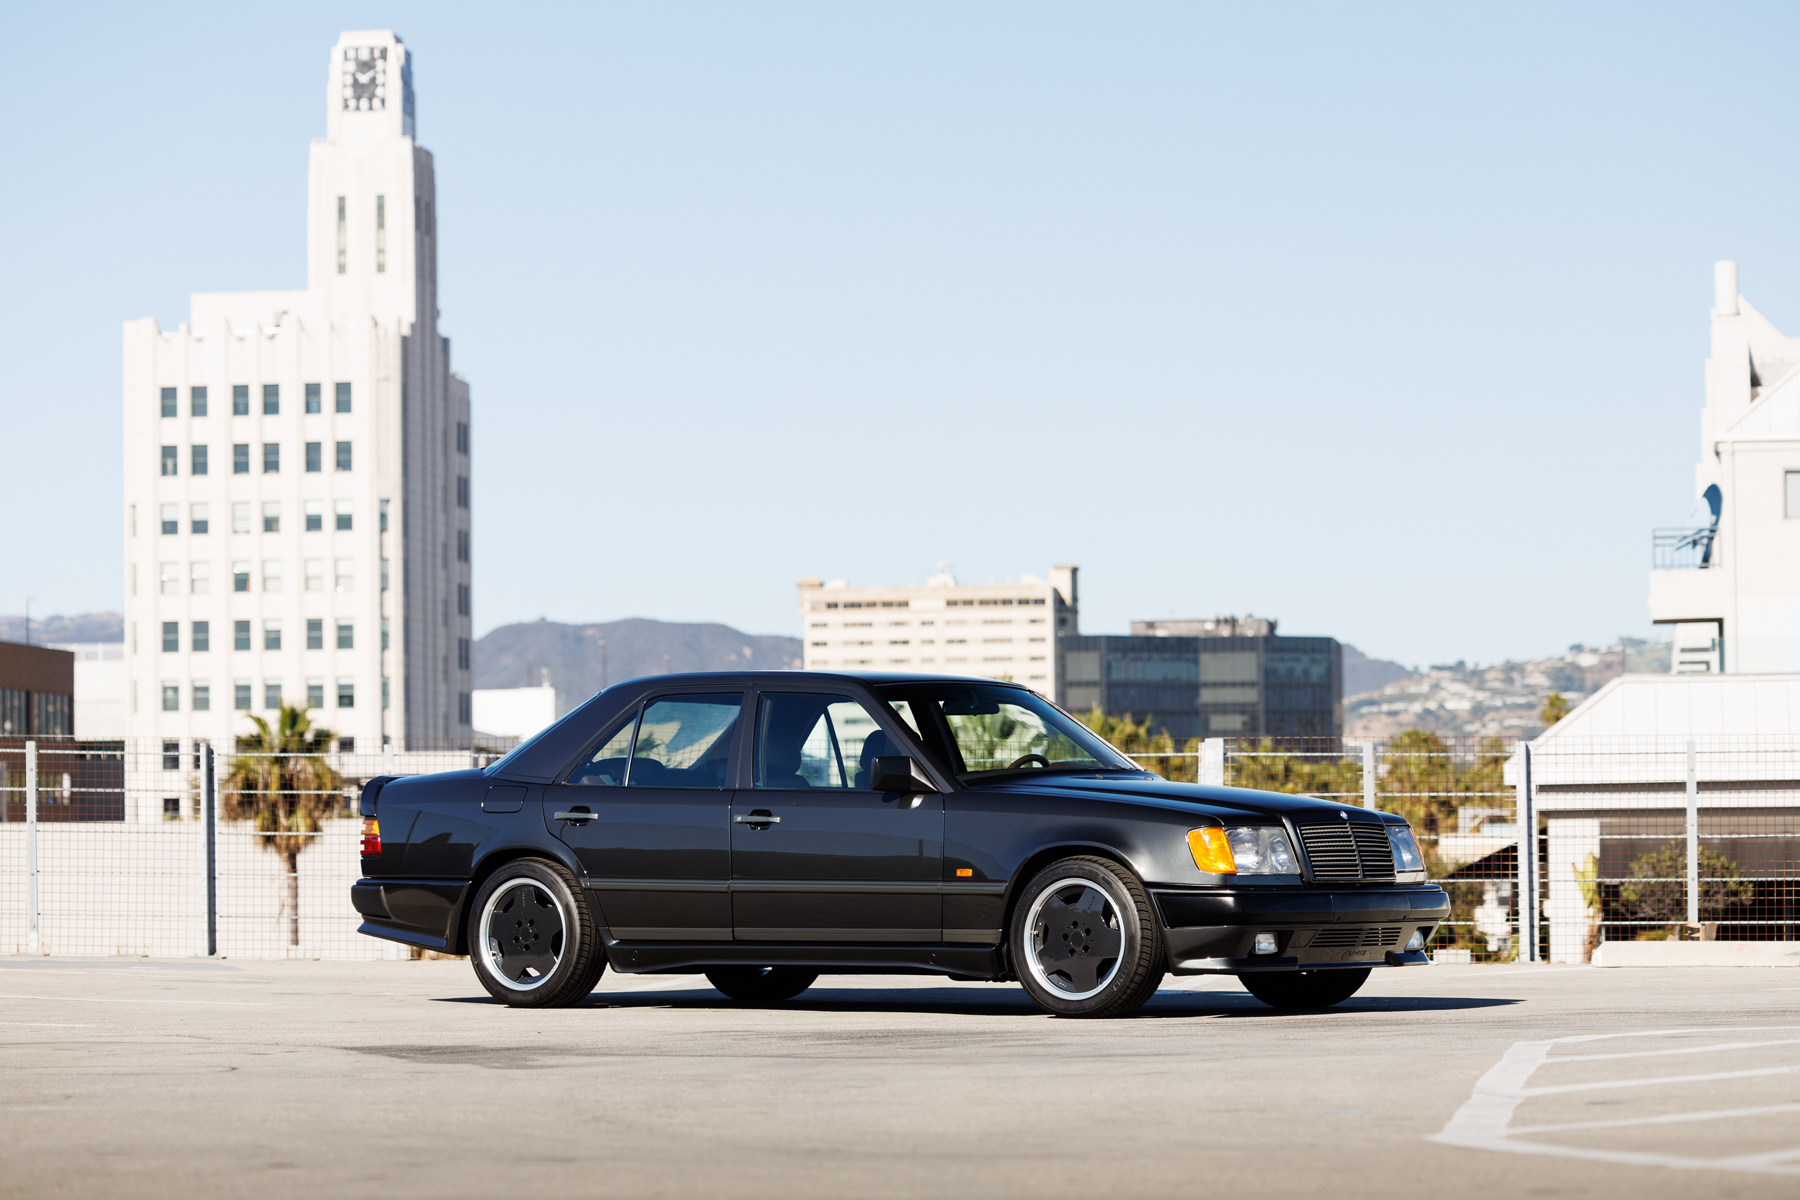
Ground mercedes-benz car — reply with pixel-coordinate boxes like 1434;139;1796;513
351;672;1447;1018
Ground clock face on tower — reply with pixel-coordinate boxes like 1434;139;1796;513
342;47;388;112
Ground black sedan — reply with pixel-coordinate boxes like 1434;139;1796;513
352;672;1447;1018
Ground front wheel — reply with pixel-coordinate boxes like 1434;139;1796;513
1237;968;1370;1010
469;859;606;1007
704;966;818;1003
1009;856;1164;1018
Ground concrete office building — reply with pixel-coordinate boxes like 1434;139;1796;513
798;567;1079;696
122;31;472;750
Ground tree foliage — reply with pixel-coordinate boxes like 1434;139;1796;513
221;704;344;946
1617;844;1754;925
1540;692;1570;727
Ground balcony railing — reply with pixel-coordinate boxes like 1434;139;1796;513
1652;526;1718;570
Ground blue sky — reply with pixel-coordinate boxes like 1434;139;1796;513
5;2;1798;668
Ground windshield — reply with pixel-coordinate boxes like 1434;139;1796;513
876;683;1137;780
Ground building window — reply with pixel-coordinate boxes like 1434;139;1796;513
455;475;468;507
305;442;322;472
234;682;251;711
305;559;325;592
162;622;178;652
336;500;353;531
335;558;354;592
378;498;388;532
232;561;250;593
159;562;180;595
336;196;346;273
339;736;355;754
264;620;282;651
162;684;179;713
234;620;250;651
161;446;178;476
382;676;390;709
192;621;209;652
457;637;469;670
262;560;281;593
262;501;280;533
192;682;210;712
337;678;355;709
190;561;208;594
456;421;468;455
457;583;469;616
263;443;279;473
233;444;249;474
160;387;177;418
162;739;180;768
381;558;390;592
264;681;282;710
160;504;178;535
307;680;325;710
233;385;249;416
381;617;389;650
458;691;471;725
305;500;323;532
307;619;323;651
190;502;209;534
336;441;353;471
336;382;352;414
338;621;355;650
376;194;386;273
191;445;208;476
191;386;208;417
232;503;251;534
262;384;279;416
455;529;468;562
305;383;321;414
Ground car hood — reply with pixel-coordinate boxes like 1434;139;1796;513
976;773;1385;820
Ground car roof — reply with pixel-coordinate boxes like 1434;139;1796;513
606;670;1033;690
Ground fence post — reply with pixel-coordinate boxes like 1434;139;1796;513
1685;739;1699;927
1361;742;1377;810
1519;743;1538;963
204;743;218;957
25;741;39;956
1197;738;1226;787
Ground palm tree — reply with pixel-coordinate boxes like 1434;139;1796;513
222;704;343;948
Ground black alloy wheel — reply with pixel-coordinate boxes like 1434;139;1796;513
1009;856;1164;1018
469;859;606;1007
1237;967;1371;1010
704;966;819;1003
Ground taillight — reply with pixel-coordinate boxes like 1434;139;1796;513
361;818;381;857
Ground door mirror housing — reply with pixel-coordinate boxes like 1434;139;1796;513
870;755;936;793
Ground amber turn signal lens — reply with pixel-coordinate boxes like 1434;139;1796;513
1187;827;1236;874
955;868;973;877
360;818;381;857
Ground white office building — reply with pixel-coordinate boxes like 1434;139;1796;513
123;30;472;751
1649;261;1800;674
797;567;1079;697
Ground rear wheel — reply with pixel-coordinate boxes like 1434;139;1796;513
704;966;818;1003
1237;968;1370;1010
469;859;606;1007
1009;856;1164;1018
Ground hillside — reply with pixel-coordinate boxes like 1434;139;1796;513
0;612;123;643
1342;644;1411;696
475;618;802;714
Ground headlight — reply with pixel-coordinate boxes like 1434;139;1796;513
1388;824;1426;881
1223;826;1298;875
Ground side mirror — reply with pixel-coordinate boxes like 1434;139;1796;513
871;755;935;793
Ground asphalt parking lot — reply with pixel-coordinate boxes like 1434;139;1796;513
0;958;1794;1198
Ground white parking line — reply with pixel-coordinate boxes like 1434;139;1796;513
1431;1026;1800;1176
1510;1103;1800;1136
0;992;267;1007
0;1022;97;1027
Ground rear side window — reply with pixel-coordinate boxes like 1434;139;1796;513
627;694;742;788
754;693;895;789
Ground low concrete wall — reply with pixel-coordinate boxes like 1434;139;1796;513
1592;940;1800;967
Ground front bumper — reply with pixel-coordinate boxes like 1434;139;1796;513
1152;884;1449;974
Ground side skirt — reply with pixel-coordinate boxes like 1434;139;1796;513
602;935;1006;979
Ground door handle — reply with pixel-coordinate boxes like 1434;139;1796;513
553;810;597;823
734;812;780;824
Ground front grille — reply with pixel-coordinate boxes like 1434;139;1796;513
1311;926;1402;949
1298;820;1397;881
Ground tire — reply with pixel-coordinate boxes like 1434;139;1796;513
1237;968;1370;1010
469;858;606;1007
1009;856;1164;1018
704;966;819;1003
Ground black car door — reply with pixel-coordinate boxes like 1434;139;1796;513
730;689;943;942
543;692;742;940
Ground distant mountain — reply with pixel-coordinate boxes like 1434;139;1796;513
0;611;123;644
1343;644;1413;697
475;618;802;714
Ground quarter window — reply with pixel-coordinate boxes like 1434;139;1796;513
754;693;893;789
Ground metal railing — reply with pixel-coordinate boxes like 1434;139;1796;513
1652;526;1718;570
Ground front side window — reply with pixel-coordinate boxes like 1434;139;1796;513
754;693;894;789
876;683;1135;781
567;719;637;786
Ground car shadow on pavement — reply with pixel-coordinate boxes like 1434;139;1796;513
432;987;1523;1019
